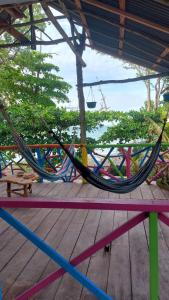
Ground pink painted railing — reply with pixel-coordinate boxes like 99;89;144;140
1;143;169;182
0;197;169;299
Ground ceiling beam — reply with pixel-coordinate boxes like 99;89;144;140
82;0;169;35
41;2;86;67
0;20;29;42
82;71;169;87
58;0;81;40
154;0;169;6
75;10;169;50
13;15;66;28
74;0;93;46
5;7;25;18
152;48;169;69
89;28;169;66
0;36;79;48
29;4;36;49
91;41;168;71
0;0;36;5
119;0;125;55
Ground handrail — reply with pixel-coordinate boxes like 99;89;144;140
1;142;169;151
87;142;169;148
1;143;169;183
0;144;81;151
0;198;169;300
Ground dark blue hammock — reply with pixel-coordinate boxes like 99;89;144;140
0;104;166;194
47;121;166;193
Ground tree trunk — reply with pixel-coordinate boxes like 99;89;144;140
76;54;86;145
146;79;151;111
154;78;160;110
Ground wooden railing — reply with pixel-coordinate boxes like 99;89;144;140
0;197;168;300
0;143;169;183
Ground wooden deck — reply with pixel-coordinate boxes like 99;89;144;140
0;181;169;300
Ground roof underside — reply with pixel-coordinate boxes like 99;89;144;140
1;0;169;72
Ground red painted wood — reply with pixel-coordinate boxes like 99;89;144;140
159;213;169;226
127;147;132;178
119;147;132;178
0;198;169;212
98;169;121;182
0;144;81;151
16;212;147;300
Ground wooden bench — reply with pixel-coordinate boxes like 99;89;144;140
0;175;33;197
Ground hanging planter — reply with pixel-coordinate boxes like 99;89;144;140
86;87;97;109
87;101;96;109
163;92;169;102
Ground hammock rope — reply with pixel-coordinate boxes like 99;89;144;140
0;102;74;182
47;123;165;193
0;102;166;193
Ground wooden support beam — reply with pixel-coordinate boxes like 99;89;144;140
0;37;79;48
119;0;125;56
75;0;93;46
5;7;25;18
58;0;81;40
35;25;53;41
82;71;169;87
29;4;36;50
0;0;37;5
75;34;87;169
72;9;169;50
80;9;169;69
0;20;29;42
82;0;169;35
89;28;169;65
14;15;66;28
154;0;169;6
41;2;86;67
152;48;169;69
88;41;168;73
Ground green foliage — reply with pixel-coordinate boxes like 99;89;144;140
0;104;168;146
99;109;164;144
0;50;71;106
0;103;80;145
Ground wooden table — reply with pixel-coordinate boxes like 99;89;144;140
0;175;33;197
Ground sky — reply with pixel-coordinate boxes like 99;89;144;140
39;17;150;112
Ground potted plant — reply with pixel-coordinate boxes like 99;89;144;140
86;87;97;109
87;101;97;109
163;92;169;102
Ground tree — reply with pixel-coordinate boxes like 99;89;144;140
125;63;168;111
0;49;71;106
0;103;78;145
0;104;112;145
99;110;163;144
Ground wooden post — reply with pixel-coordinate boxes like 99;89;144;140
75;33;88;181
149;212;159;300
0;162;2;178
29;4;36;50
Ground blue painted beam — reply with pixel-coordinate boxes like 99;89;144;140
0;209;112;300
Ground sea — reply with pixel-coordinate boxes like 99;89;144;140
69;125;108;139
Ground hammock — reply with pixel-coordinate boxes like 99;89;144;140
0;103;166;193
0;105;75;182
48;124;165;193
13;133;75;182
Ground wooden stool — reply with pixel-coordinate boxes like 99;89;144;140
0;175;33;197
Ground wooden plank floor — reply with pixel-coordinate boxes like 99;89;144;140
0;182;169;299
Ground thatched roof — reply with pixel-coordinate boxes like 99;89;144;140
1;0;169;71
